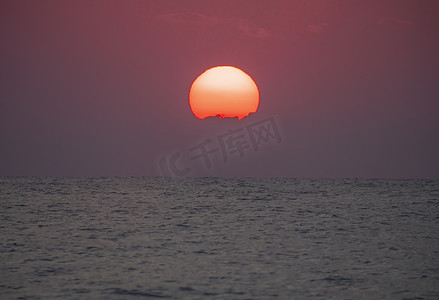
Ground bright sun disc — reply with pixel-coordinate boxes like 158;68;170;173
189;66;259;120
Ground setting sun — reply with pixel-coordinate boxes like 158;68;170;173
189;66;259;120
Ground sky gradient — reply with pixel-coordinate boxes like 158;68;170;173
1;0;438;178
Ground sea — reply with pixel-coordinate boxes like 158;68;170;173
1;177;438;299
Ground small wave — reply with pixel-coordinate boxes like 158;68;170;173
108;288;170;298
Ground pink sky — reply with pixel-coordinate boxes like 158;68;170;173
1;0;438;178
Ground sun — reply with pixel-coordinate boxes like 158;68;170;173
189;66;259;120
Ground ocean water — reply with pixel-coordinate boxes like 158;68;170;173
1;177;438;299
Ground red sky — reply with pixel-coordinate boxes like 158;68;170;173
1;0;438;178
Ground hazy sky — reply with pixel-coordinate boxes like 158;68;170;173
1;0;438;178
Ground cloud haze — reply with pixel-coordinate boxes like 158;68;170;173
377;17;413;26
156;11;269;38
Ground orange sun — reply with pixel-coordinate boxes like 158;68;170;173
189;66;259;120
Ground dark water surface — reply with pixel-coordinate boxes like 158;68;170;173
1;178;439;299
